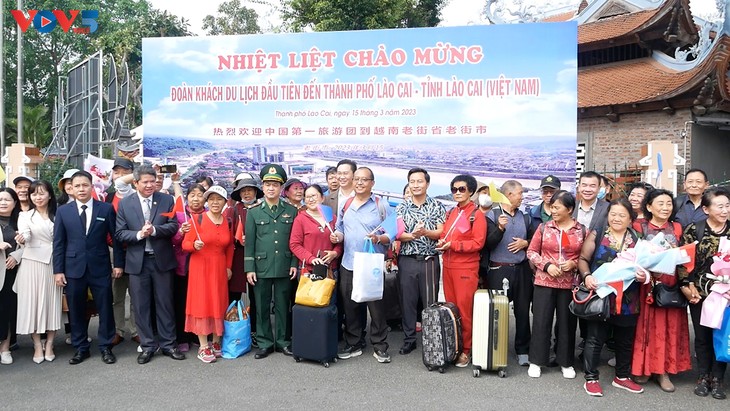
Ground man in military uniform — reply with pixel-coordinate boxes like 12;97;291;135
245;164;298;359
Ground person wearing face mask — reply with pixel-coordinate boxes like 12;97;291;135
226;173;263;347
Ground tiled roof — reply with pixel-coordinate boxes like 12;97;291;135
542;11;576;23
578;58;701;108
579;9;660;44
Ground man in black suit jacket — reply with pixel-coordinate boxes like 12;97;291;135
53;171;124;365
573;171;609;232
115;165;184;363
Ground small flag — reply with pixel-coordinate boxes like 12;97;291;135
378;212;406;240
657;152;664;174
234;215;244;244
679;242;696;273
320;205;334;224
488;181;510;205
606;280;625;314
161;196;184;218
442;209;464;240
560;230;571;262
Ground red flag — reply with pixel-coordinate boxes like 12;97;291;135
560;230;570;261
455;213;471;234
679;242;697;273
161;196;184;218
606;280;625;314
235;215;244;244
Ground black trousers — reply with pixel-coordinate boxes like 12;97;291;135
487;262;533;355
66;268;115;352
129;255;177;351
530;285;576;367
690;298;728;379
339;267;388;352
174;274;196;344
0;268;17;341
583;318;636;380
398;255;440;345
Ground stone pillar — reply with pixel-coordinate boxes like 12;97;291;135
638;140;686;194
1;143;42;188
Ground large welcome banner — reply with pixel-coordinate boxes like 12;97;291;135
143;23;577;203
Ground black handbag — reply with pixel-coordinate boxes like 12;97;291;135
651;282;688;308
569;285;611;321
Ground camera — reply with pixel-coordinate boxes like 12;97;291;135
159;164;177;174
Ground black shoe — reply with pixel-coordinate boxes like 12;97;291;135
101;348;116;364
251;333;259;348
162;348;186;360
275;345;293;356
399;342;416;355
137;350;154;364
695;375;710;397
69;350;90;365
711;377;727;400
254;347;274;359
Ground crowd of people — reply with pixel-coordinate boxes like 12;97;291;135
0;160;727;400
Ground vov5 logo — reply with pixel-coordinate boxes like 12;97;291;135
10;10;99;34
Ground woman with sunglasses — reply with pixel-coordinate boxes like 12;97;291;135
436;175;486;368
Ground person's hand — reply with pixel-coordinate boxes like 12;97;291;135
585;274;598;290
226;268;233;280
112;268;124;279
559;260;575;272
635;269;647;283
365;233;380;244
399;232;416;242
321;250;338;264
14;232;25;245
55;273;67;287
435;240;451;251
507;238;528;253
153;164;161;173
171;172;181;182
547;264;562;277
311;257;325;266
0;241;11;250
497;214;508;231
682;283;701;305
247;271;257;285
180;222;191;234
5;256;17;270
289;267;298;280
330;232;341;244
237;235;245;246
194;240;204;251
412;222;426;238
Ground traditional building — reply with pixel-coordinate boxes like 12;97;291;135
509;0;730;186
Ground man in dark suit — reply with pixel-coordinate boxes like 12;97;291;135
573;171;609;232
53;170;124;365
115;165;184;364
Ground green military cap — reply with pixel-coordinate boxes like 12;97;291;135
260;163;287;184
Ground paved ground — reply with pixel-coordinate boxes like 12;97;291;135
3;309;727;411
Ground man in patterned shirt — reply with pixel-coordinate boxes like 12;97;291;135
395;168;446;355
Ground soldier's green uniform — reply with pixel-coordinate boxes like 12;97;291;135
244;164;298;352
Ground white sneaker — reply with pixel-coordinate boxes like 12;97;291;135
607;357;616;367
0;351;13;365
528;363;541;378
561;366;576;379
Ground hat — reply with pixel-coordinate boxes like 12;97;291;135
57;168;80;190
540;175;561;190
112;157;134;170
203;185;228;201
234;171;260;186
232;178;263;201
259;164;287;184
13;175;34;186
283;178;306;192
471;181;488;202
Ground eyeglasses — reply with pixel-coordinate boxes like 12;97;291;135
305;195;320;200
450;186;468;194
353;178;373;183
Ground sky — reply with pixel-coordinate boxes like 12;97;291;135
148;0;720;35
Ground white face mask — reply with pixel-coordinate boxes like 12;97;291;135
242;198;257;206
478;193;493;208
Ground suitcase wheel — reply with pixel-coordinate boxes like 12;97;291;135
438;367;445;374
332;357;338;363
473;368;480;378
498;369;507;378
427;366;433;372
323;361;330;368
293;356;301;363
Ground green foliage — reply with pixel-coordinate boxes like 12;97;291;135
203;0;261;35
143;137;215;158
280;0;445;31
4;104;52;147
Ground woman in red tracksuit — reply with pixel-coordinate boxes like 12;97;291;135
437;174;486;367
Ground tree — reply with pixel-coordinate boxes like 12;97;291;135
203;0;261;35
280;0;446;32
4;104;52;147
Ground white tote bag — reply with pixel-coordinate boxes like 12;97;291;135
351;239;385;303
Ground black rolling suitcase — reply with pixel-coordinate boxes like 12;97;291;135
421;259;462;373
292;303;338;367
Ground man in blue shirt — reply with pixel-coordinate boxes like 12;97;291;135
675;168;710;229
331;167;393;363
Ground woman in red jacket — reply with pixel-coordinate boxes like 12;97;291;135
527;190;585;379
437;174;486;367
289;185;342;277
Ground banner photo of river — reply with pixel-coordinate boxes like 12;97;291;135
142;23;577;207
